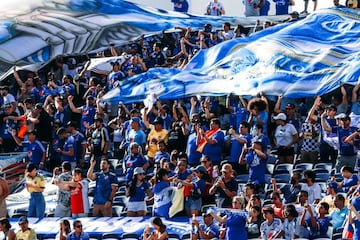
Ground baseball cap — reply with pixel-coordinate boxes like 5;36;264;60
273;113;287;121
86;95;95;101
3;103;12;109
153;117;163;125
326;104;337;111
194;165;207;173
285;103;295;109
130;117;140;124
328;182;339;193
18;216;28;224
133;167;145;175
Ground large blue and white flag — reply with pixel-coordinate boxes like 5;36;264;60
102;7;360;103
0;0;260;76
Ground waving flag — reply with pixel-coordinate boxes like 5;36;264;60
0;0;263;76
102;7;360;103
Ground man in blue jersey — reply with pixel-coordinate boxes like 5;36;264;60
172;0;189;13
87;158;118;217
12;129;46;169
68;95;96;133
57;127;76;169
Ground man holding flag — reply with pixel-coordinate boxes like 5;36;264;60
197;118;224;166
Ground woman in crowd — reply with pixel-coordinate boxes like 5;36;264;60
55;219;71;240
143;217;169;240
273;112;299;164
0;218;15;240
209;195;248;240
247;205;262;239
181;165;207;216
126;167;153;217
246;194;262;212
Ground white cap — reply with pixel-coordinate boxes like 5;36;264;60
273;113;287;121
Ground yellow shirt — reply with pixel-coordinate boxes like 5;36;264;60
147;128;168;158
16;228;37;240
26;174;45;193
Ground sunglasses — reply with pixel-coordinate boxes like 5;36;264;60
75;225;83;228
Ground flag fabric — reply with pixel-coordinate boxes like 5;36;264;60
102;7;360;103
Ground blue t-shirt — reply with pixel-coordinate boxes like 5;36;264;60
202;130;225;164
245;150;267;184
229;133;252;163
226;210;248;240
172;0;189;12
125;153;147;183
154;151;171;164
72;131;86;161
93;171;118;205
108;71;125;90
186;132;202;165
342;174;358;193
23;140;46;167
200;222;220;238
81;105;96;133
273;0;291;15
129;181;150;202
62;136;76;163
305;216;330;239
67;231;89;240
153;180;172;218
177;169;192;181
332;126;357;155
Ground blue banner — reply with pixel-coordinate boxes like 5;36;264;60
102;7;360;102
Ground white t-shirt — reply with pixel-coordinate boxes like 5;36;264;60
275;123;298;147
301;183;321;204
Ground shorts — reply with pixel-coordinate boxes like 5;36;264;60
127;201;146;212
185;197;202;212
277;146;295;157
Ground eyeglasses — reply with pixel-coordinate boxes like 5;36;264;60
200;161;208;163
75;225;83;228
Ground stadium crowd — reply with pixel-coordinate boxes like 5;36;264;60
1;16;360;240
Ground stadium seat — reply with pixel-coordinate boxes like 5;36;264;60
268;154;278;164
331;233;342;240
273;173;291;183
168;233;180;240
121;233;139;240
112;205;124;217
274;164;293;174
315;172;330;182
266;163;275;174
314;163;333;173
181;233;191;240
236;174;249;183
294;163;313;171
113;196;129;207
101;233;122;239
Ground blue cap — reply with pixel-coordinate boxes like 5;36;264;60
131;117;140;124
328;182;339;193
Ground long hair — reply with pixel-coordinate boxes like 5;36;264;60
151;217;166;233
0;218;11;230
155;168;168;183
129;172;144;197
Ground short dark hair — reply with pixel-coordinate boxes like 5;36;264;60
303;170;316;182
26;163;37;172
262;206;274;215
62;161;71;171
